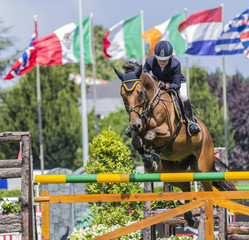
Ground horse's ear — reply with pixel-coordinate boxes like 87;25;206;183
135;65;142;79
113;67;124;81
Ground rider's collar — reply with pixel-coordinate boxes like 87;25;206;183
122;79;141;91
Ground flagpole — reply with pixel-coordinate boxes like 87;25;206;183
184;8;190;98
221;4;228;165
34;15;44;174
90;13;98;136
141;10;146;65
78;0;89;166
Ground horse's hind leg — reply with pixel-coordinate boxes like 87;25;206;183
171;182;199;228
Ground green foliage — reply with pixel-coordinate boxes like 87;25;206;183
70;222;142;240
0;64;82;169
0;20;14;76
85;129;143;226
96;108;143;166
0;190;21;198
185;65;234;152
75;209;93;230
0;200;21;215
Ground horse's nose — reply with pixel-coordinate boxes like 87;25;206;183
130;121;142;133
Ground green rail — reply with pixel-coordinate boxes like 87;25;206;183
34;171;249;184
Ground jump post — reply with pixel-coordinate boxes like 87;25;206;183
34;172;249;240
0;132;34;240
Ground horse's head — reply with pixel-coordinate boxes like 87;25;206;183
114;65;147;133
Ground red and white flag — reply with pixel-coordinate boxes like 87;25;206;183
3;18;38;80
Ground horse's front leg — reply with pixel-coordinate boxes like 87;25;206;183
131;131;144;156
143;130;161;172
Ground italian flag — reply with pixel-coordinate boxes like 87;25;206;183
103;14;143;60
142;12;186;57
33;16;92;65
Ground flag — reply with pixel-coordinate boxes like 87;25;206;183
3;20;37;80
32;17;92;65
178;7;222;55
215;9;249;56
142;12;186;57
103;14;143;60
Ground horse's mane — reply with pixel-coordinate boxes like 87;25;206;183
122;60;140;74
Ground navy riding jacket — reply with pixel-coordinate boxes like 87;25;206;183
143;56;186;91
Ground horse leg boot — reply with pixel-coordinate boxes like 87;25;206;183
184;99;201;137
173;182;199;228
143;130;160;172
131;133;144;157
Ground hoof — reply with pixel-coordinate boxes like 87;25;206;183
144;160;158;172
152;153;160;163
184;211;199;228
132;135;143;150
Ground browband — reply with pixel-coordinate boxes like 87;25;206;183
122;79;142;91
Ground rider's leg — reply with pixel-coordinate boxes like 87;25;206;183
184;99;201;136
180;82;201;137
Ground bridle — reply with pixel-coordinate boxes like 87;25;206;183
122;79;147;119
122;73;174;121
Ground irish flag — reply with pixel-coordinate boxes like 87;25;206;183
103;14;143;60
142;12;186;57
33;16;92;65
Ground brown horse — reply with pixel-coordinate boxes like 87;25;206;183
114;62;235;227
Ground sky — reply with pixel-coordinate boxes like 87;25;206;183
1;0;249;88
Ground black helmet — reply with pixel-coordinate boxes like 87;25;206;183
154;41;173;60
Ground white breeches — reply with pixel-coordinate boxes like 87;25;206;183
180;82;188;101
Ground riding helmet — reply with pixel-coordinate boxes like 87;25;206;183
154;41;173;60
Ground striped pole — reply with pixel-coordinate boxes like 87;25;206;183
34;172;249;184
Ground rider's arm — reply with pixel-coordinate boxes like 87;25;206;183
168;62;182;91
142;59;151;73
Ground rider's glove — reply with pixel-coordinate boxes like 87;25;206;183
160;82;170;90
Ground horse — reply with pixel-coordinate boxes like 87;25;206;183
114;62;236;228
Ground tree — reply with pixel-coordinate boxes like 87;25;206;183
0;64;82;169
186;66;234;152
0;20;14;77
226;73;249;170
85;129;143;226
97;108;143;166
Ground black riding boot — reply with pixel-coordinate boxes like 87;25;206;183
184;99;201;136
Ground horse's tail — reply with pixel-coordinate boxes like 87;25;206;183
212;157;237;191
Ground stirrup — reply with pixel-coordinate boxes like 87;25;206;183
187;122;201;137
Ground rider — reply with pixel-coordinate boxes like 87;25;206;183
125;40;201;137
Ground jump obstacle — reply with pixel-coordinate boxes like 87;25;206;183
0;132;34;240
1;131;248;240
34;171;249;240
34;172;249;184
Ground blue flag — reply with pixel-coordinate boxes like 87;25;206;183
215;9;249;55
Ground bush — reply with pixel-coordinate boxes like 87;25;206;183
70;222;142;240
85;129;144;226
0;200;21;215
